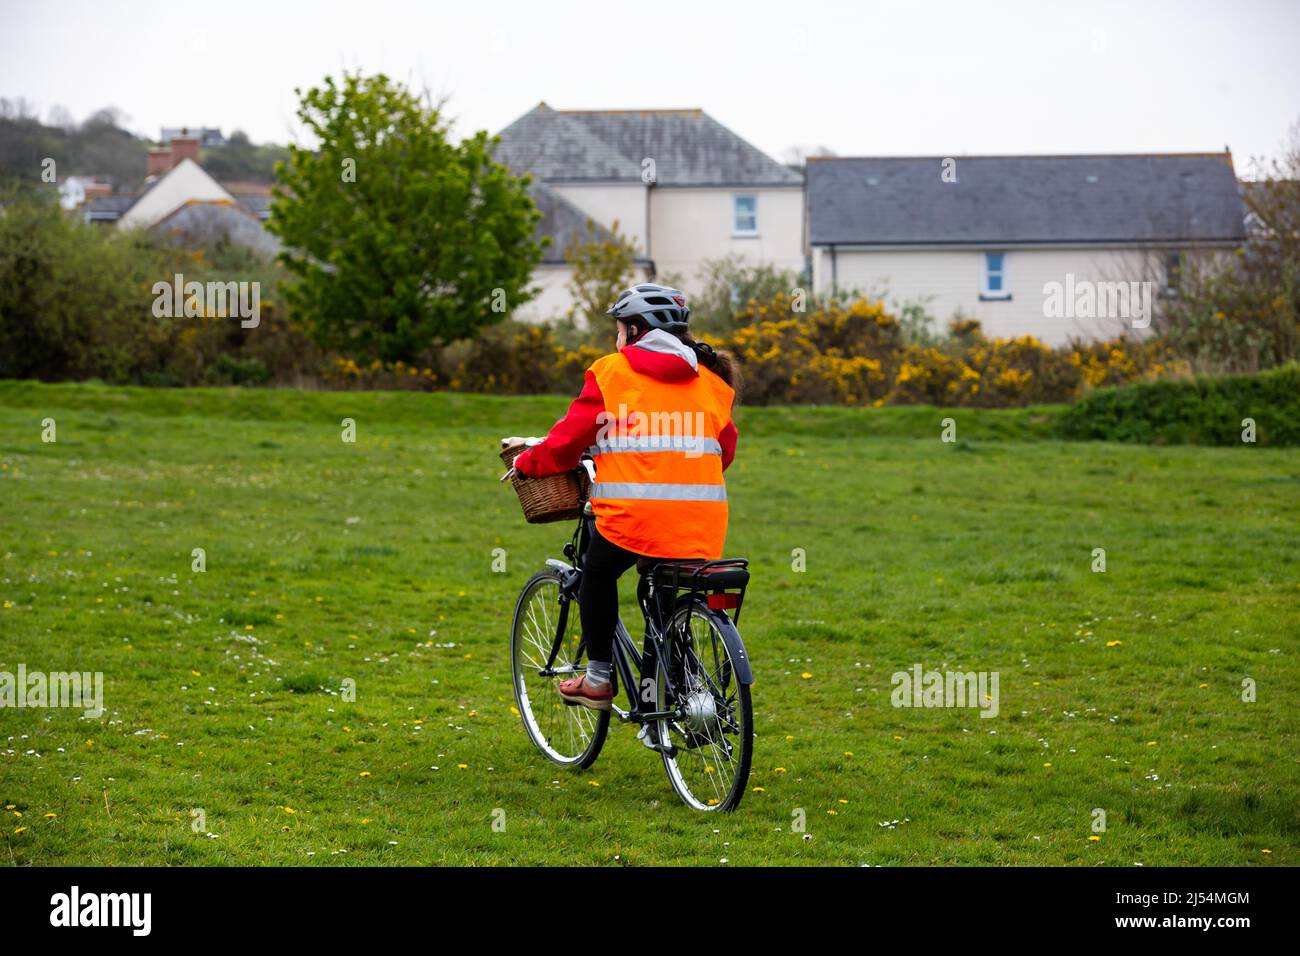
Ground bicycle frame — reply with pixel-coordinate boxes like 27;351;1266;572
533;456;753;733
513;459;756;809
539;512;685;725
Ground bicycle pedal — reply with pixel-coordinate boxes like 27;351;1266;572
636;724;676;756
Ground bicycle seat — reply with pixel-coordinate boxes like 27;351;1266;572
638;558;750;591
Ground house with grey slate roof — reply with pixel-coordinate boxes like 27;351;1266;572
494;103;804;321
84;135;280;256
806;152;1247;344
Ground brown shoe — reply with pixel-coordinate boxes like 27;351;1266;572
558;675;614;711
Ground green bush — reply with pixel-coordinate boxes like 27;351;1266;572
1054;364;1300;446
0;189;175;381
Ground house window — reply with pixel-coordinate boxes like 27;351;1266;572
1164;251;1182;296
982;252;1010;299
733;195;758;236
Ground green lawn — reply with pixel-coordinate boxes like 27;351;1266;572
1;380;1296;865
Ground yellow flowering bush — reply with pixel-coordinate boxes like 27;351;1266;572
1068;337;1172;389
317;295;1172;407
322;356;440;390
723;294;900;404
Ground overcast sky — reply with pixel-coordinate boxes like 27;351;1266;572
2;0;1298;171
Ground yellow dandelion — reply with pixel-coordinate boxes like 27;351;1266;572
1106;640;1122;648
44;813;56;820
457;763;468;769
1088;835;1101;842
752;787;765;793
279;806;297;814
13;826;27;834
773;767;787;774
800;672;813;679
358;771;371;778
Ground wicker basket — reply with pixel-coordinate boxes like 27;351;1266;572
501;441;590;524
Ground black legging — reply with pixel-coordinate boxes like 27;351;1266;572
578;521;648;664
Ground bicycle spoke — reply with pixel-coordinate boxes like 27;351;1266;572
512;573;606;767
658;600;751;811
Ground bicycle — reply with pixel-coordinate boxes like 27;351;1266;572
509;461;755;812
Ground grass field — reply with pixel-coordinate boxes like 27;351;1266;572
1;380;1296;866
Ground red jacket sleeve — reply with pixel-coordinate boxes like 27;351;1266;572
719;419;738;471
513;371;605;477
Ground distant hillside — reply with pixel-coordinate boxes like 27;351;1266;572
0;110;149;190
0;107;289;192
198;130;290;184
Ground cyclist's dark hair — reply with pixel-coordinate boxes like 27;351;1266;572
681;333;743;402
620;318;743;402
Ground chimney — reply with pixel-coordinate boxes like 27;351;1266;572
147;146;173;177
169;129;201;167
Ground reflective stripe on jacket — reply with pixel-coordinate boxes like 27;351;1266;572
586;346;734;559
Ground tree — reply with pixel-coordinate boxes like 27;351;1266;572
270;73;544;362
685;254;801;334
1154;121;1300;373
200;130;290;184
564;218;636;329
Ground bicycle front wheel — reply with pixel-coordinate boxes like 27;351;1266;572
510;569;608;768
657;597;753;811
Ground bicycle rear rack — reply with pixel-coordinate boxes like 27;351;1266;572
647;559;750;624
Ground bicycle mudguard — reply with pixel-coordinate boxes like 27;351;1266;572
707;607;754;686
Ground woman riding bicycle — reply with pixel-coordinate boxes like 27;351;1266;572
512;284;741;712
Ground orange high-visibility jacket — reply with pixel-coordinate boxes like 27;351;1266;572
513;330;737;559
587;348;734;559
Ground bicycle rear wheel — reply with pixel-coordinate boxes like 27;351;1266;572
657;597;753;811
510;569;608;768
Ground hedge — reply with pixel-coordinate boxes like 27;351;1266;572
1054;363;1300;446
